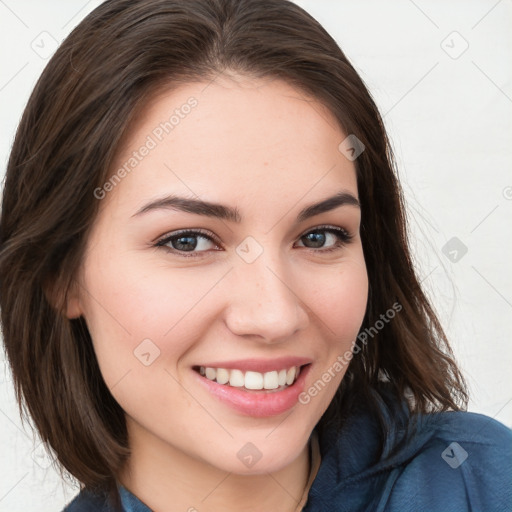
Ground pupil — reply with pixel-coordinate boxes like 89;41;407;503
305;232;325;248
175;236;197;251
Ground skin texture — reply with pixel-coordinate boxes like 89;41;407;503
66;75;368;511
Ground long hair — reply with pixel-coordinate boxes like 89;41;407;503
0;0;467;506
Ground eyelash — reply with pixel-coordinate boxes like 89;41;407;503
154;225;353;258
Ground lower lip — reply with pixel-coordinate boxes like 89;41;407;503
194;365;311;418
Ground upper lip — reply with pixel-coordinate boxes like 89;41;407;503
195;356;312;373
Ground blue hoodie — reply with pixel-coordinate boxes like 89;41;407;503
63;388;512;511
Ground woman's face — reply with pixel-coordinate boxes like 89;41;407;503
70;75;368;475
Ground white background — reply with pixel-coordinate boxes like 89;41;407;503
1;1;511;510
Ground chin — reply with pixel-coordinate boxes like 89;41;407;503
206;425;313;475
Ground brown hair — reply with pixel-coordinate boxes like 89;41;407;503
0;0;467;506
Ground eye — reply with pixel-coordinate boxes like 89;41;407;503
295;225;353;252
155;229;220;257
154;225;353;258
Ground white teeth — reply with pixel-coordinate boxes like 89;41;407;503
245;371;263;390
216;368;230;385
205;367;216;380
285;366;296;385
229;369;245;387
263;371;279;390
198;365;302;390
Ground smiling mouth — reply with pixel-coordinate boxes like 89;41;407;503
193;364;310;392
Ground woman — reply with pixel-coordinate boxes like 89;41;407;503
0;0;510;511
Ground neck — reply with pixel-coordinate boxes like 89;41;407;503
119;420;311;512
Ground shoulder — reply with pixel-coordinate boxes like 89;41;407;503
410;409;512;470
417;409;512;460
385;410;512;512
309;402;512;512
427;408;512;441
62;488;115;512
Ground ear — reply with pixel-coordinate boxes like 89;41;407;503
43;276;84;319
64;279;83;319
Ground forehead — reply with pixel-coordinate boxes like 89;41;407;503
104;75;358;212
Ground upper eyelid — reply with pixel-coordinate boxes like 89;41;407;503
156;224;351;246
156;228;220;246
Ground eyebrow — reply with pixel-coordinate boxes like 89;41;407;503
132;191;360;223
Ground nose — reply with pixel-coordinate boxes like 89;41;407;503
223;251;309;343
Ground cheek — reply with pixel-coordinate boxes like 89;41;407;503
79;252;226;381
299;255;368;400
308;255;368;340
